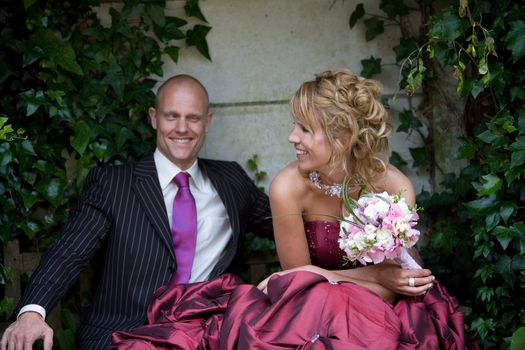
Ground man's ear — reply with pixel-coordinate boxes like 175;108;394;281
148;107;158;129
205;112;213;133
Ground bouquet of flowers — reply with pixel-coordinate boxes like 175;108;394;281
337;189;422;269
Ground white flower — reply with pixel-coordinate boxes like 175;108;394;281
396;200;411;217
375;229;395;249
393;219;411;234
352;232;367;251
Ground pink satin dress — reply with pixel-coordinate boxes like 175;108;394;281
110;221;478;349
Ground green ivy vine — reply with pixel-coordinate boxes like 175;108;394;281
0;0;210;348
349;0;524;348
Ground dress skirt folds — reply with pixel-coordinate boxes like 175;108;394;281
111;221;477;349
110;272;477;350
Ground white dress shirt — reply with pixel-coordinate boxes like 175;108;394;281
20;150;232;319
154;149;232;282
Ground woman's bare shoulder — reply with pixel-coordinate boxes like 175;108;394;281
375;164;415;204
270;162;308;199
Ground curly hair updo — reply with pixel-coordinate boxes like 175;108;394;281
290;69;392;188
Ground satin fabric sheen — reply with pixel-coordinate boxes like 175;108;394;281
111;221;478;349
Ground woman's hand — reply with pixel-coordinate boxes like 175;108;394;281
257;265;338;294
371;262;435;296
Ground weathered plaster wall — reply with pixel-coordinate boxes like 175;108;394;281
158;0;429;191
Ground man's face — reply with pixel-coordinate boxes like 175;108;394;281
149;81;212;170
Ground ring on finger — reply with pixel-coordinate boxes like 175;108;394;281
408;277;415;287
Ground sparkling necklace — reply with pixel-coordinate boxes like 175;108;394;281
308;171;343;197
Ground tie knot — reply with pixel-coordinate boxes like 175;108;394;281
174;172;190;188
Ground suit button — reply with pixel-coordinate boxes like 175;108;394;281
168;266;175;273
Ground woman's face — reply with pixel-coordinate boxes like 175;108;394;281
288;117;332;174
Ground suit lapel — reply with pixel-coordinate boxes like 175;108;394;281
133;154;175;259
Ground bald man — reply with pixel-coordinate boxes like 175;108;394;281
1;75;273;350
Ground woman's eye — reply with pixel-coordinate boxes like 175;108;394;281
300;125;309;133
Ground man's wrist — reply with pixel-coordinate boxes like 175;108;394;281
18;304;46;320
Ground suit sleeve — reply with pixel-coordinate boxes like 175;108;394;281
235;163;273;239
13;166;113;316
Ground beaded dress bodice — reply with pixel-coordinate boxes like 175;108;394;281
304;220;347;270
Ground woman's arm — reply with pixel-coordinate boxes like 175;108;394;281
269;166;311;269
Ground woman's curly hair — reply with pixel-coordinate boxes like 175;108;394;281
290;69;392;190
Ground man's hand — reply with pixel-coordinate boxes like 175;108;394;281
0;312;53;350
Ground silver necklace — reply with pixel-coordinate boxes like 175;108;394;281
308;171;342;197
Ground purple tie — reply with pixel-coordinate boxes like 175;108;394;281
171;172;197;284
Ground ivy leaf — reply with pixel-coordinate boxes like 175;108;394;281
163;20;186;40
503;20;525;62
23;0;37;9
360;56;381;78
21;188;41;209
20;220;40;240
455;136;477;160
485;211;500;232
511;327;525;350
496;255;513;286
164;46;180;63
364;17;384;41
31;28;58;57
147;4;165;27
397;109;422;133
35;178;66;207
393;37;418;62
389;151;407;167
409;146;430;167
510;86;525;101
186;25;211;60
90;140;109;161
379;0;409;19
509;136;525;169
0;143;13;166
184;0;208;23
478;174;502;196
428;7;466;41
70;120;91;156
55;44;83;76
56;329;76;350
21;140;37;156
476;129;501;144
349;3;365;29
500;202;517;224
493;226;513;250
464;194;499;216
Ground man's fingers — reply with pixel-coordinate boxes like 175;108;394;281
42;330;54;350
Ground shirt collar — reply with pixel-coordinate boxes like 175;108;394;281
153;149;204;191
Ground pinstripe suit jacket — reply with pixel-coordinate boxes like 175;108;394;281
15;153;273;349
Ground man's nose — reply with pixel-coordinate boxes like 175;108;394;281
175;117;188;132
